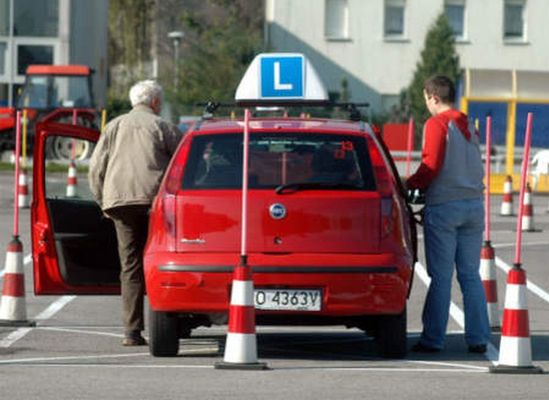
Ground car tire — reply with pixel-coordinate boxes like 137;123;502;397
375;307;407;359
149;307;179;357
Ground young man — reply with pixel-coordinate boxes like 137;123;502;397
407;75;490;353
89;80;182;346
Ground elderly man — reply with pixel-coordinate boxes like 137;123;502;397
89;80;182;346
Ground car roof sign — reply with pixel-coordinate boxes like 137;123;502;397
235;53;328;106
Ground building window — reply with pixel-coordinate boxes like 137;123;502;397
445;0;465;39
0;42;6;75
14;0;59;37
504;0;526;40
325;0;349;39
17;45;54;75
0;0;9;36
384;0;405;37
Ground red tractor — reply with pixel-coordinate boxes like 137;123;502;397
0;65;98;160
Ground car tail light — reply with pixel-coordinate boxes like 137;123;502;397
162;194;176;247
368;138;393;197
368;138;402;240
165;164;184;195
156;163;184;249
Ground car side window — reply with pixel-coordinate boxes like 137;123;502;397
44;135;95;200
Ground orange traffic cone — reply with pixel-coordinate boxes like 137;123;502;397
500;175;513;216
521;184;539;232
18;167;30;208
215;260;267;370
480;241;500;330
66;161;77;197
0;236;35;326
490;265;542;374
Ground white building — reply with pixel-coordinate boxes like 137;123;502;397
265;0;549;114
0;0;109;107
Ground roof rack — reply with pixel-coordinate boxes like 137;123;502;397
197;101;370;121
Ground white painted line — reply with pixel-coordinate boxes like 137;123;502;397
494;256;549;304
493;241;549;249
0;295;76;348
407;359;488;371
0;328;34;348
414;262;498;366
0;352;150;364
37;326;124;339
324;367;486;373
35;295;76;320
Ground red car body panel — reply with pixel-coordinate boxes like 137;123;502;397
143;117;415;320
30;117;416;322
31;121;119;295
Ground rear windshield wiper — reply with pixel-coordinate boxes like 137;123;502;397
275;182;361;194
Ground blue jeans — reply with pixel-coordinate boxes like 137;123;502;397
420;198;490;349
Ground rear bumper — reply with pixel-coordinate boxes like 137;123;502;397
144;252;412;317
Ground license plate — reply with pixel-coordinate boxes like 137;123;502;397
254;289;322;311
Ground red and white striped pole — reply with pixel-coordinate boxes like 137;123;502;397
500;175;513;216
405;117;414;178
215;109;267;370
0;111;34;326
480;116;500;330
66;109;78;197
521;183;538;232
491;112;542;374
18;109;30;208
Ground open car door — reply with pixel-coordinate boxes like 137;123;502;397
31;121;120;294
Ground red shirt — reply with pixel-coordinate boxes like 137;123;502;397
407;109;475;190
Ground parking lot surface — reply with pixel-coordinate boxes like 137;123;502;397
0;171;548;399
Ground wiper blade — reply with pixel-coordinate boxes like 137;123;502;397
275;182;360;194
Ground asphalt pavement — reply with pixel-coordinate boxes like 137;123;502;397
0;170;548;400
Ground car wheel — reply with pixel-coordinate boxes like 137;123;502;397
45;136;94;161
375;307;407;359
149;307;179;357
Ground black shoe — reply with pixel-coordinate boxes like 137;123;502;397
411;342;441;353
468;344;487;354
122;335;147;346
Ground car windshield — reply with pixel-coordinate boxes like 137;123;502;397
182;132;377;191
17;75;93;109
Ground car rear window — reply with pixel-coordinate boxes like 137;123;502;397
182;133;377;190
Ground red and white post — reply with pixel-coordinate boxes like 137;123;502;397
490;113;542;374
500;175;513;216
215;109;267;370
66;109;78;197
405;117;414;178
480;116;500;330
521;183;538;232
0;111;35;326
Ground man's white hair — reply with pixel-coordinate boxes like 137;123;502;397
129;80;163;107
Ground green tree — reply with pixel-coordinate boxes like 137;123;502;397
172;0;264;116
403;13;460;134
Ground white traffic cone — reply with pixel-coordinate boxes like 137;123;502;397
66;161;77;197
500;175;513;216
521;184;538;232
490;266;543;373
0;236;35;326
480;241;500;330
18;167;30;208
215;261;267;370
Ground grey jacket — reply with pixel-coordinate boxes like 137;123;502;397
88;104;182;210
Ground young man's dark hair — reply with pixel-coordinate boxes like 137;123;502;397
423;75;456;104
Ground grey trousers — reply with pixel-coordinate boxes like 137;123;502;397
105;205;150;335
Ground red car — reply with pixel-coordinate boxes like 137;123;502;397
32;114;417;359
31;52;417;359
